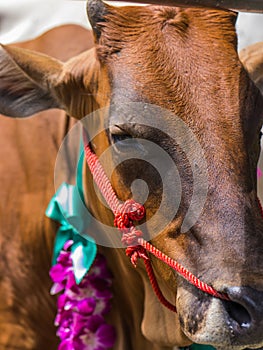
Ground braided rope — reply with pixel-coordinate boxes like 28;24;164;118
83;138;231;311
83;143;120;212
144;258;178;312
138;238;229;301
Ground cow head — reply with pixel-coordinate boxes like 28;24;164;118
0;1;263;349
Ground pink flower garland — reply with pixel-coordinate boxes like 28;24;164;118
50;240;116;350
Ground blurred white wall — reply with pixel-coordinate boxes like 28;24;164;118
0;1;144;44
237;13;263;51
0;0;89;44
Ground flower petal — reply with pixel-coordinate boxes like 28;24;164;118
77;298;96;315
58;338;74;350
96;324;116;348
50;264;69;283
50;282;65;295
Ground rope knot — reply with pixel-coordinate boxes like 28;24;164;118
123;199;145;221
126;246;149;267
114;199;145;230
121;227;143;246
114;213;131;230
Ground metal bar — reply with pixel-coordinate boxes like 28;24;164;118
108;0;263;13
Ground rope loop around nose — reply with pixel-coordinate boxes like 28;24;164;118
83;137;231;312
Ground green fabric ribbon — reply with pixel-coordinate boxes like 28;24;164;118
180;345;216;349
46;182;97;284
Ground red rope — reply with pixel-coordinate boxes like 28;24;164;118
83;142;120;212
138;238;229;301
83;137;232;311
144;258;178;312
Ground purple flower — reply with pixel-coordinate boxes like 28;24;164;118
95;324;116;348
50;241;116;350
50;243;74;295
78;316;116;350
78;326;115;350
56;315;72;340
89;278;113;299
58;338;73;350
89;255;113;281
93;298;112;316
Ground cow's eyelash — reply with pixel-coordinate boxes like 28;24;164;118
109;125;132;142
111;133;132;143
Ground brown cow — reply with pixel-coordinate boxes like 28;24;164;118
0;24;94;350
0;1;263;350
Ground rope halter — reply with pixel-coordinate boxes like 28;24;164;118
83;133;230;312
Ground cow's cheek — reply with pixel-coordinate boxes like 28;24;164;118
139;269;192;347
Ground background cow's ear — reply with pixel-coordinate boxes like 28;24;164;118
240;42;263;94
0;44;63;118
87;0;109;42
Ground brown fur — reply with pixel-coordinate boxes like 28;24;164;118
0;25;93;350
0;3;263;350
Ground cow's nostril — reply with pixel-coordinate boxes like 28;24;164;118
220;286;263;344
223;301;252;329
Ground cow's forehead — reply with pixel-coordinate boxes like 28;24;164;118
97;5;239;86
93;5;262;157
98;5;238;47
99;8;239;107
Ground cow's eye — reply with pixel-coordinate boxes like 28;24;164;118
109;125;132;144
111;132;132;144
109;125;147;156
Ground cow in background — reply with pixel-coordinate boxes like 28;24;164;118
240;42;263;203
0;24;93;350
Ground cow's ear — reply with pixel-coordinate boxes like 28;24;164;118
0;44;63;117
54;48;109;118
87;0;109;42
0;45;103;120
240;42;263;94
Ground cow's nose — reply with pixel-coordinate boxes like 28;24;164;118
223;287;263;341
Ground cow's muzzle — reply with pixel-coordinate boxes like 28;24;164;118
222;286;263;347
177;282;263;349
